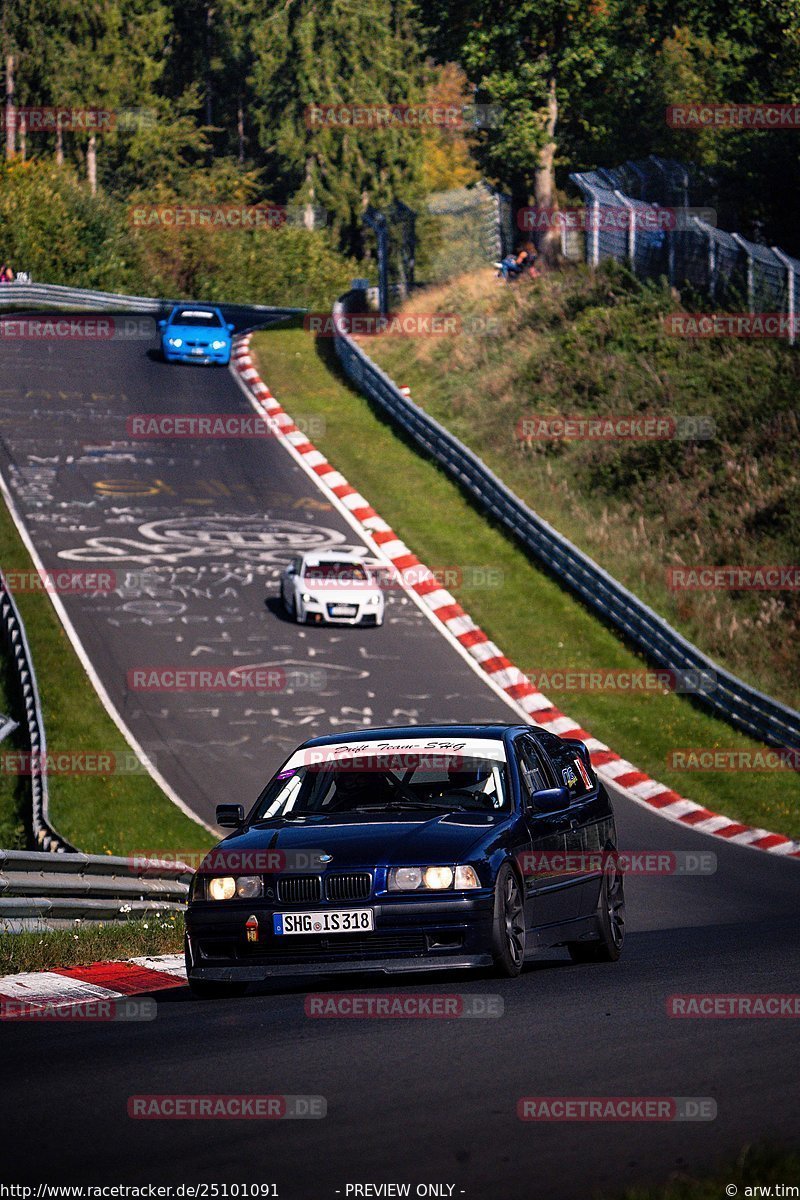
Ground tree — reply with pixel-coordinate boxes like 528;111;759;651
421;0;617;256
249;0;428;255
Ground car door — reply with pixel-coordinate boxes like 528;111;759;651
514;734;583;927
533;730;616;917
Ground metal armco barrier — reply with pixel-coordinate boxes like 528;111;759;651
0;849;191;925
332;292;800;751
0;279;305;323
0;570;73;853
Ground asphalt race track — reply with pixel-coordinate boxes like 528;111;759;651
0;313;513;826
2;316;799;1197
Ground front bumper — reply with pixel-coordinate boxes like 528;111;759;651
162;341;230;365
186;893;494;979
299;600;383;626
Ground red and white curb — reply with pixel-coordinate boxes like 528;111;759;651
232;336;800;861
0;955;186;1014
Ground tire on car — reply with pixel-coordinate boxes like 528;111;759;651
491;862;526;977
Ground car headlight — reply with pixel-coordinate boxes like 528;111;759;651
167;336;182;347
211;339;226;350
367;594;381;605
387;865;481;891
208;876;236;900
207;875;263;900
423;866;454;889
301;592;312;603
389;867;423;890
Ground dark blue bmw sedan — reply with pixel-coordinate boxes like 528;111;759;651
184;724;625;997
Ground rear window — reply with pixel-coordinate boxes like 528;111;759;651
172;309;223;327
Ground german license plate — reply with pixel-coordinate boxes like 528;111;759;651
273;909;374;935
330;605;357;616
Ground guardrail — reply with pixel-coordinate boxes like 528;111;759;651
0;849;191;926
332;290;800;751
0;279;305;324
0;569;73;853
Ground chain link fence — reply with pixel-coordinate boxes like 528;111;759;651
363;181;514;310
569;158;800;344
419;181;513;283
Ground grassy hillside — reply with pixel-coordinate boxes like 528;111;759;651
361;264;799;710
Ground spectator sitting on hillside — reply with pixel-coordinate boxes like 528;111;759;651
0;263;13;284
496;242;540;282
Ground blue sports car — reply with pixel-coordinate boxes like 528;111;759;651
184;723;625;998
158;304;233;365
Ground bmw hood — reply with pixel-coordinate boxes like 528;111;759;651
207;813;508;869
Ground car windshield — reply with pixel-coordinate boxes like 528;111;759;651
304;562;369;583
172;309;223;327
251;745;510;821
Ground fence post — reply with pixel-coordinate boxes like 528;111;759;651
615;190;636;270
732;233;754;312
590;198;600;267
363;208;389;315
771;247;796;346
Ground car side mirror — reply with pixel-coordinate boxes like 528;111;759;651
227;323;234;332
529;786;571;813
157;320;166;331
216;803;245;828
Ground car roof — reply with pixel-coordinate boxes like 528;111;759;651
300;723;530;749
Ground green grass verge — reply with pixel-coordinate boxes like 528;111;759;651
251;323;800;838
365;264;800;710
0;914;183;975
0;494;213;856
612;1145;800;1200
